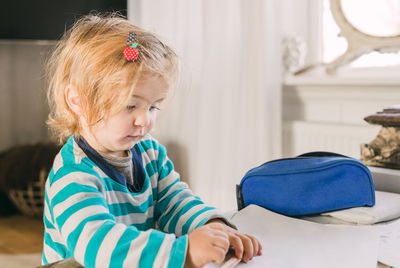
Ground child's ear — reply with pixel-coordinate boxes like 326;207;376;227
65;85;83;116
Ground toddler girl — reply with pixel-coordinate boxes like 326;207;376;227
42;14;261;268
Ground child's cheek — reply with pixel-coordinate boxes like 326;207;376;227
146;118;156;133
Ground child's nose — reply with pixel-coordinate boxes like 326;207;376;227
134;109;150;127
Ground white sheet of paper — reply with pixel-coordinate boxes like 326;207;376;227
205;205;381;268
378;219;400;267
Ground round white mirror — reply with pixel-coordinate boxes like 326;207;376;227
340;0;400;37
319;0;400;74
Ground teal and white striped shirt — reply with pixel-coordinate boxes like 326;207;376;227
42;134;225;268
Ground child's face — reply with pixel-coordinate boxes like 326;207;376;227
87;76;168;157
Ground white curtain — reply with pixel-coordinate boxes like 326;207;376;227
128;0;282;211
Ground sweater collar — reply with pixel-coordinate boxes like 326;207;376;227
73;136;146;193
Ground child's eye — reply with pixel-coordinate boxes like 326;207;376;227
149;106;160;111
127;105;136;111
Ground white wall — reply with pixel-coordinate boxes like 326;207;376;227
0;40;53;151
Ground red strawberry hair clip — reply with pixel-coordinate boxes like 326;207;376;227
124;32;139;62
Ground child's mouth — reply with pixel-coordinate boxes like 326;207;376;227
127;135;141;139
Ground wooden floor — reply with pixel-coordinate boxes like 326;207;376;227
0;215;43;254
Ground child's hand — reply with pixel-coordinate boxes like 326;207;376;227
184;221;262;268
207;220;262;263
184;222;230;268
224;224;263;263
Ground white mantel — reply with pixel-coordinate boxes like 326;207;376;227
282;68;400;158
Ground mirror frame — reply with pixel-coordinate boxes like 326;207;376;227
326;0;400;74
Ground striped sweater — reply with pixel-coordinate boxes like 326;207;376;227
42;134;225;268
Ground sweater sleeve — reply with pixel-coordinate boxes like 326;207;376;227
152;142;227;236
47;167;187;268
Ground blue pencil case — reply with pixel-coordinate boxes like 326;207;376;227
236;152;375;216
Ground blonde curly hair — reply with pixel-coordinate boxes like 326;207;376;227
46;13;178;144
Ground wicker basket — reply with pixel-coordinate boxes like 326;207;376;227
8;169;47;218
